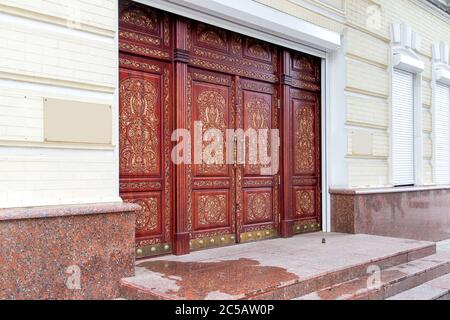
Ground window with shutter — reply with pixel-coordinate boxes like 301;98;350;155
435;84;450;185
392;69;415;186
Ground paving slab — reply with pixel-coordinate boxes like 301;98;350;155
121;233;435;300
388;273;450;300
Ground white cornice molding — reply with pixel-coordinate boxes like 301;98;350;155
393;53;425;73
391;23;425;73
134;0;341;56
433;42;450;85
414;0;450;24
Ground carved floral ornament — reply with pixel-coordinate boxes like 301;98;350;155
120;4;158;32
120;78;160;175
296;190;315;217
171;87;280;175
293;54;316;74
198;195;227;226
135;197;159;232
247;97;270;130
246;40;271;61
247;192;272;222
197;25;226;47
244;97;273;174
197;90;227;174
295;105;315;174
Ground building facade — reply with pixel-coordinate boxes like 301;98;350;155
0;0;450;299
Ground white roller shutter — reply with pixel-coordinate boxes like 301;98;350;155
392;70;415;186
435;84;450;185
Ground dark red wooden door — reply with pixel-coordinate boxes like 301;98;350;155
186;68;237;250
119;1;173;259
288;53;322;234
236;78;280;242
118;0;322;256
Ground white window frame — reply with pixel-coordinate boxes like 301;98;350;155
391;69;417;186
390;66;423;186
432;42;450;185
433;83;450;185
389;23;424;187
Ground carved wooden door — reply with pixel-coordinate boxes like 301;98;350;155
290;87;322;232
119;64;173;259
186;68;237;250
118;0;322;257
119;1;173;259
288;53;322;234
235;78;280;243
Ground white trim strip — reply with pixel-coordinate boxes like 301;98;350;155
393;53;425;74
134;0;341;57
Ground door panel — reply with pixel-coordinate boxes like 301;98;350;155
119;1;173;258
193;190;231;230
187;69;236;247
237;79;280;242
120;70;162;178
290;88;321;232
119;62;173;258
243;188;274;225
121;192;162;237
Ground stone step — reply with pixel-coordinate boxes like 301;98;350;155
120;238;436;300
295;252;450;300
387;273;450;300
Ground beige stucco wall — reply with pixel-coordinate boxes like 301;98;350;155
255;0;345;33
0;0;119;208
1;0;449;209
259;0;450;188
345;0;450;187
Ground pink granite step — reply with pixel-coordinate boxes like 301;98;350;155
119;233;436;300
387;273;450;300
295;252;450;300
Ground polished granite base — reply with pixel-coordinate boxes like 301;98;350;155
331;187;450;242
0;203;139;300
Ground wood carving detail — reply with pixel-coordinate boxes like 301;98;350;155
295;104;315;175
245;39;271;61
295;190;315;217
120;181;162;190
248;97;270;129
120;31;160;46
231;34;242;55
247;192;272;223
194;180;230;188
197;90;227;175
163;67;172;241
120;6;158;32
119;57;161;73
134;197;159;232
291;54;320;91
196;24;227;49
119;42;170;59
198;195;227;226
120;77;160;176
245;97;271;175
